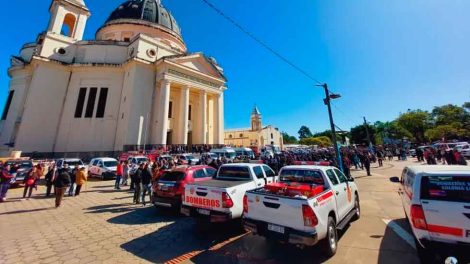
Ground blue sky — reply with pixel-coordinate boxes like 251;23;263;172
1;0;469;137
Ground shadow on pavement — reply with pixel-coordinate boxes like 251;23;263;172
120;217;245;263
84;203;138;215
378;218;419;264
0;207;53;215
189;222;351;264
107;206;177;225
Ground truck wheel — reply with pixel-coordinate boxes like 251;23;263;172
415;238;437;264
352;195;360;221
100;173;105;180
321;216;338;257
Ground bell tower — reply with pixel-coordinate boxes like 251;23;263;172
251;105;262;131
47;0;90;40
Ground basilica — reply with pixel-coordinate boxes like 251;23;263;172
0;0;227;155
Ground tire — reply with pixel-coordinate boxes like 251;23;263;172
352;195;360;221
321;216;338;257
415;238;438;264
100;173;105;180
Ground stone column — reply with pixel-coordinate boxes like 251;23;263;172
180;86;190;145
216;92;224;145
156;79;171;145
200;90;207;144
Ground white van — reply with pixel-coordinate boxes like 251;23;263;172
234;148;255;159
88;157;119;180
210;148;237;161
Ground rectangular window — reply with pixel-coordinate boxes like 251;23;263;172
1;90;14;120
96;88;108;118
421;176;470;203
74;88;87;118
85;87;97;118
188;105;192;121
168;101;173;118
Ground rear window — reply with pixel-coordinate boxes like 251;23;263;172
280;169;325;185
64;160;83;166
218;166;251;180
160;171;186;181
421;176;470;202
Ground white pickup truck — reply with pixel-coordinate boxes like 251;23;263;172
181;163;278;223
243;165;360;257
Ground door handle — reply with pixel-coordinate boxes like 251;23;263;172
257;183;262;187
336;191;339;196
344;187;347;191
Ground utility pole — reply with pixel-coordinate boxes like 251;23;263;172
318;83;343;172
363;116;372;149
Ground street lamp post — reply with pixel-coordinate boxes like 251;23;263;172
317;83;343;172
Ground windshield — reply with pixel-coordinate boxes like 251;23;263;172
64;160;83;166
226;152;236;159
160;171;186;181
421;176;470;203
103;161;118;167
136;158;149;164
185;156;195;160
280;169;325;185
218;166;251;180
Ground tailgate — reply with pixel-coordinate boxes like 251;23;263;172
420;175;470;243
183;184;228;213
245;192;308;232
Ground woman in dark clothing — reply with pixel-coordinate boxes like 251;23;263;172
45;165;56;197
53;168;71;208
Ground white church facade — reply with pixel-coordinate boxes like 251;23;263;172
0;0;227;155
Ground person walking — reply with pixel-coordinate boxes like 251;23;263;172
141;163;152;206
23;165;41;199
132;163;143;204
115;161;123;190
75;167;87;196
68;167;77;197
0;165;13;202
122;161;130;186
364;153;372;176
53;168;71;208
45;165;56;197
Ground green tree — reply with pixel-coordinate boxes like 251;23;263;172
350;124;376;145
425;124;462;141
282;132;298;144
431;104;467;126
313;130;332;138
298;126;313;139
299;136;332;147
396;110;431;143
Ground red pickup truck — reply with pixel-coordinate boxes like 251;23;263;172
152;165;217;210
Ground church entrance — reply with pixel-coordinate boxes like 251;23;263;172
166;131;173;145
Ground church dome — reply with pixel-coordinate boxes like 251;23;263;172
96;0;186;52
106;0;181;36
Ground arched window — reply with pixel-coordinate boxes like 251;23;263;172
61;14;76;37
229;134;233;139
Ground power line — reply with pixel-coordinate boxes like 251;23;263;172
200;0;323;85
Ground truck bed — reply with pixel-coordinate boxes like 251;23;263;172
188;179;251;189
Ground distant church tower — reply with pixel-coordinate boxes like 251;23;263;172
251;105;262;131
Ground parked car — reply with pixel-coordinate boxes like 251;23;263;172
181;163;278;223
152;165;217;210
88;158;119;180
243;165;360;257
174;154;199;165
5;159;34;186
390;165;470;264
127;156;150;174
55;158;86;171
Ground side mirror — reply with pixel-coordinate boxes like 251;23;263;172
389;177;400;183
348;177;355;182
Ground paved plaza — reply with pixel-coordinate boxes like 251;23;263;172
0;160;426;264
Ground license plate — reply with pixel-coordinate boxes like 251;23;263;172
268;224;285;234
160;185;169;191
197;209;210;216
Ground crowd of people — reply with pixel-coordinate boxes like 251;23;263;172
0;143;467;206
